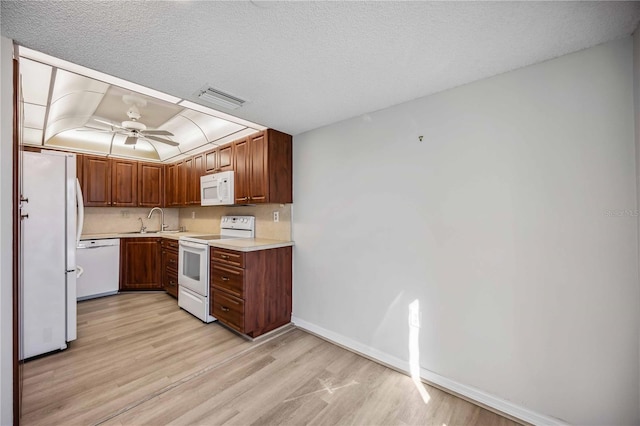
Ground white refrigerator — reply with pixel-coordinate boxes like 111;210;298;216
22;150;84;359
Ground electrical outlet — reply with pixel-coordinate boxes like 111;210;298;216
121;210;129;218
273;211;279;223
191;211;196;219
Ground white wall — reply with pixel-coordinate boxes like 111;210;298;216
293;37;639;425
0;36;14;426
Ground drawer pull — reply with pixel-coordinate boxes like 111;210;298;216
221;306;230;312
220;254;229;259
169;259;176;264
221;276;230;281
169;281;176;286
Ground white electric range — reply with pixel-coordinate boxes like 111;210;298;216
178;216;255;322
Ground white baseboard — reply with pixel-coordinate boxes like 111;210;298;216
291;316;567;426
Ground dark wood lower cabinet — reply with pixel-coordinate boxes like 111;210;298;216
162;239;179;298
210;246;292;338
120;238;163;290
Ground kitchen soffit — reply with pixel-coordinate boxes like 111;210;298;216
19;48;266;163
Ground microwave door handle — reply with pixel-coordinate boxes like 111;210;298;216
219;179;227;202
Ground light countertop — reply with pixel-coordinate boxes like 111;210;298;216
81;231;199;241
80;232;294;252
206;238;294;252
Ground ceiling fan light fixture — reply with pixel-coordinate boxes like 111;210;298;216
122;120;146;131
197;86;245;110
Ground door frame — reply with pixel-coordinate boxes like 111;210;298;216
12;41;22;426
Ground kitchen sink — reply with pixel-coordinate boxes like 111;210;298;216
120;230;182;235
120;231;161;235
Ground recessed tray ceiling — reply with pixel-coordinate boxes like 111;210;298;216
19;49;265;162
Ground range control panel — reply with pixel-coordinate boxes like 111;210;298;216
220;215;255;232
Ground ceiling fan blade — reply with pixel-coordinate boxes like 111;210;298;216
93;118;126;130
143;135;180;147
140;129;174;136
76;129;113;133
124;136;138;145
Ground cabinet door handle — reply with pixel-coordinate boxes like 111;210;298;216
220;254;229;259
221;306;230;312
221;276;230;281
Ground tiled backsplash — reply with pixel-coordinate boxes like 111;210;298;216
83;204;292;241
179;204;292;240
83;207;180;234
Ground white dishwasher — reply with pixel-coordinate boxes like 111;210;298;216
76;239;120;301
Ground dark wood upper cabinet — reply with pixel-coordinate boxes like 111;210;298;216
111;159;138;207
218;143;234;172
234;130;292;204
204;148;218;174
82;155;111;206
233;138;250;204
264;129;293;204
204;143;233;175
165;163;177;207
248;132;268;203
138;162;164;207
166;154;203;207
75;128;291;208
175;160;186;206
191;154;203;204
119;237;163;290
81;156;166;208
184;157;193;202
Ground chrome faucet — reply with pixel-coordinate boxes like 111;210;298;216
147;207;167;232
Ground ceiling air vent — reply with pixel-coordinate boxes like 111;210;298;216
196;85;245;110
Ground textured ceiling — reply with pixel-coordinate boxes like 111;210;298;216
2;1;640;136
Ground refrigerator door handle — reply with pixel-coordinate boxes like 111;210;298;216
76;178;84;247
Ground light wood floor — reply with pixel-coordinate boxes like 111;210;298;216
22;293;520;426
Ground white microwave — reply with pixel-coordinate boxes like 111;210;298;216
201;171;234;206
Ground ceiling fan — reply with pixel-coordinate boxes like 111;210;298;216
89;95;179;147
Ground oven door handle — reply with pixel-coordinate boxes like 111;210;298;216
179;241;208;250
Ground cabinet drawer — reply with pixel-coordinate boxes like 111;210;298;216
211;263;244;298
211;290;244;333
211;248;244;268
163;250;178;269
161;238;179;251
163;269;178;298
